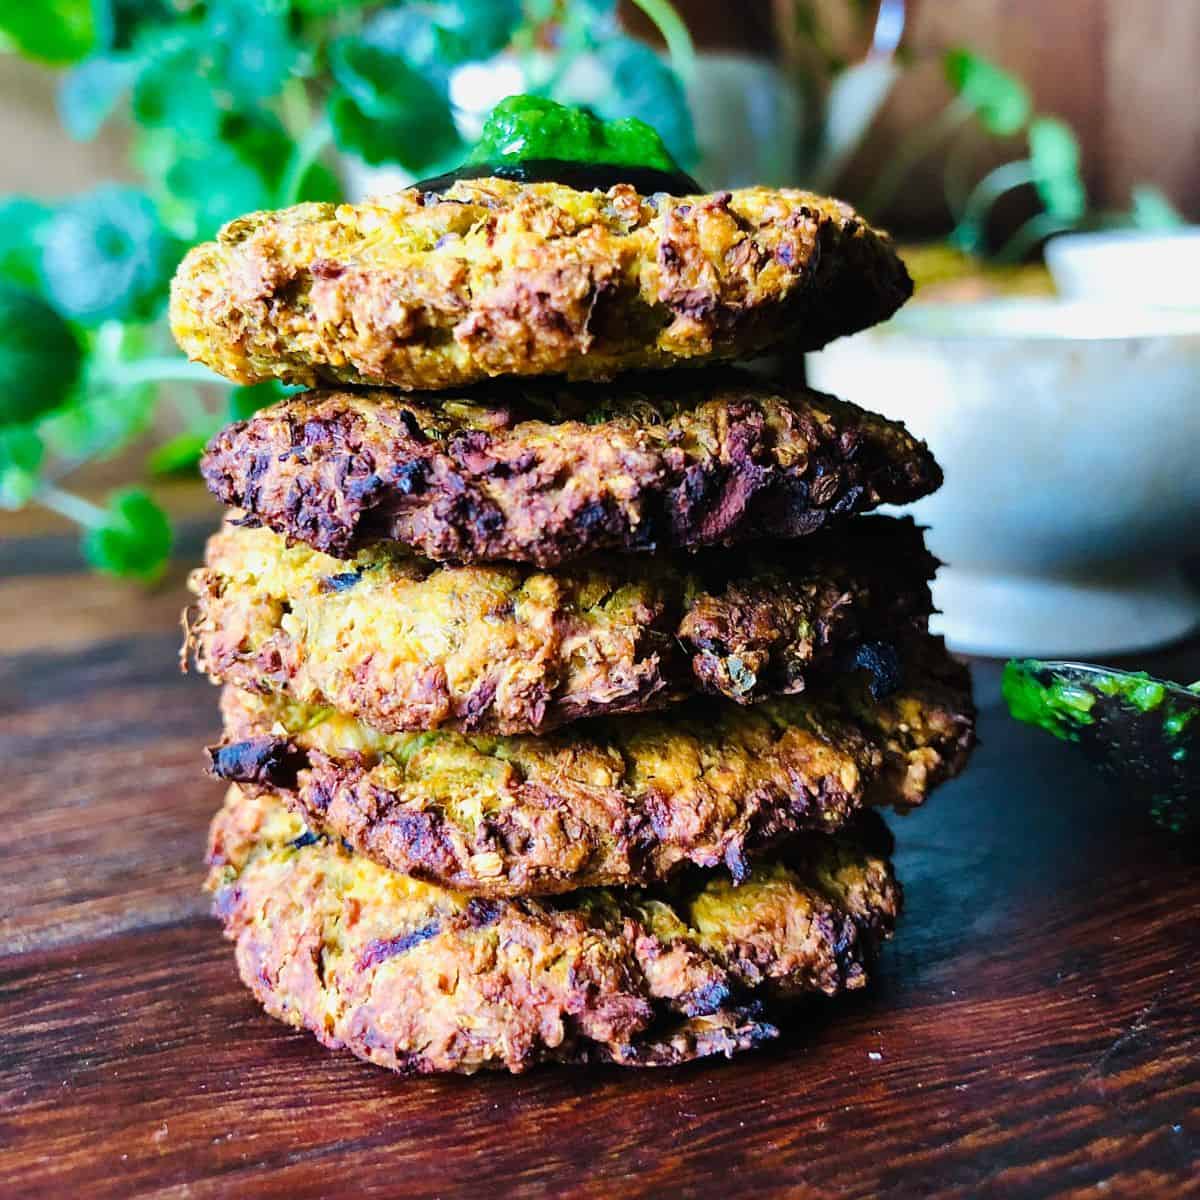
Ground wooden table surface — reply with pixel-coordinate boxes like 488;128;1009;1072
2;508;1198;1200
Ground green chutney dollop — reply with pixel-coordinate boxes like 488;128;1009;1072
1002;660;1097;741
416;94;700;194
1004;660;1200;743
466;95;680;173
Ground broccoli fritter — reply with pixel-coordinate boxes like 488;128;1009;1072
170;179;911;391
207;785;902;1074
202;374;940;564
210;635;974;895
185;516;936;735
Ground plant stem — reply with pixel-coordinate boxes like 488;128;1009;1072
97;358;226;389
631;0;696;82
949;159;1035;251
279;117;334;208
172;384;212;429
943;134;980;221
38;484;107;529
993;211;1075;263
863;96;973;220
960;160;1035;220
280;78;314;142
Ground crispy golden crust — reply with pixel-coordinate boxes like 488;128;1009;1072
184;516;936;735
201;375;940;564
209;636;974;896
170;180;911;391
207;785;901;1074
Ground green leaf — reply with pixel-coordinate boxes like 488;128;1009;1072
166;145;274;240
130;128;196;237
296;160;342;206
208;0;299;102
133;57;223;141
0;198;52;289
227;379;294;423
0;426;44;510
59;54;140;140
92;0;173;52
328;38;461;171
0;285;83;424
163;111;327;237
817;58;900;183
292;0;375;11
362;2;521;76
146;429;213;476
1028;116;1086;221
0;0;96;64
1130;184;1185;230
433;0;522;61
564;0;620;28
591;38;697;167
219;111;295;188
944;48;1031;136
39;380;154;461
524;0;559;21
39;185;180;325
358;10;455;85
83;487;172;582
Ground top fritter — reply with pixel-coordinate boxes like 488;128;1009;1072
169;180;911;391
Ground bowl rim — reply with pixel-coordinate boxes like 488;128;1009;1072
879;298;1200;343
1046;227;1200;256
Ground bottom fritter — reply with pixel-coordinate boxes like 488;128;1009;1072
207;786;902;1075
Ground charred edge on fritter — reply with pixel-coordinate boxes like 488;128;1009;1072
205;786;902;1074
200;379;940;564
208;635;974;896
680;516;938;704
183;516;938;736
857;636;977;812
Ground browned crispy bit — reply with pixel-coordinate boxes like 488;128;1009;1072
183;516;937;735
200;374;940;564
170;180;911;391
209;634;974;896
206;785;902;1074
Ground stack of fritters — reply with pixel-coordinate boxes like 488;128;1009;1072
173;178;976;1074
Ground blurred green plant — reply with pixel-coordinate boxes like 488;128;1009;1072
864;46;1184;260
0;0;695;580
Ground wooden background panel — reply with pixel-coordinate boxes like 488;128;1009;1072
2;2;1196;227
902;0;1200;220
769;0;1200;228
1101;0;1200;216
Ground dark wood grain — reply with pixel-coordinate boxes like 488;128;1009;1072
2;507;1198;1200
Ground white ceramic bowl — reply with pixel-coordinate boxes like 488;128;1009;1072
1046;228;1200;307
807;300;1200;657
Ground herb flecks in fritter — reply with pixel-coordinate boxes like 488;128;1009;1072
210;635;974;895
185;516;937;735
207;786;902;1074
201;375;940;564
170;180;910;391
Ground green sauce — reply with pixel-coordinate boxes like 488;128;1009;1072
1164;707;1196;739
1005;659;1199;834
1005;660;1200;743
1002;661;1096;742
416;94;700;194
467;95;678;173
1094;670;1165;712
